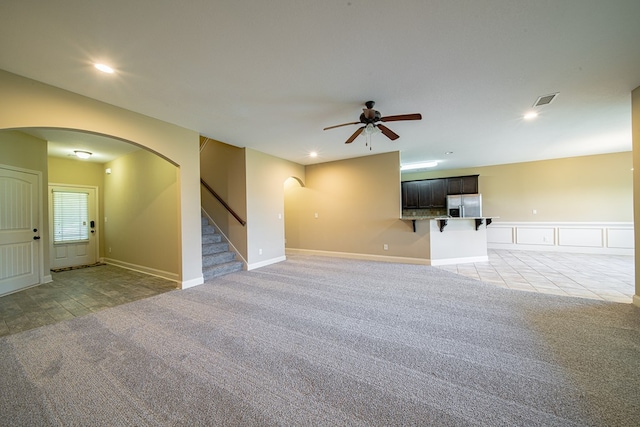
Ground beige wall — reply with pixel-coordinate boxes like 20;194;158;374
0;130;50;276
103;150;180;278
246;149;305;268
200;138;248;261
199;140;305;269
48;157;106;257
402;152;633;222
0;69;202;286
632;85;640;306
285;151;431;260
285;150;633;262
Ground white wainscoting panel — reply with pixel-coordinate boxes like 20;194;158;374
486;226;514;244
558;227;603;247
606;227;634;249
516;227;555;246
487;222;633;255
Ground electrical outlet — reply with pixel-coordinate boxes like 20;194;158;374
108;247;112;253
259;248;263;255
314;212;319;219
383;244;389;251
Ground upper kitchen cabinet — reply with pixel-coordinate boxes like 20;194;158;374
402;180;420;208
402;179;447;209
430;179;447;208
447;175;479;195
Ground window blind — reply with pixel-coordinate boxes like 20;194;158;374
52;191;89;243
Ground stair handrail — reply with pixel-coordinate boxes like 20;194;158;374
200;178;246;226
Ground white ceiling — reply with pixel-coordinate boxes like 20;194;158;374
1;1;639;170
23;129;141;163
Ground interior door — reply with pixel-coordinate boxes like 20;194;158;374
49;185;97;269
0;166;41;296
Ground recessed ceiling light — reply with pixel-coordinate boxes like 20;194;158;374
524;111;538;120
401;161;438;171
94;63;114;74
445;151;454;155
74;150;92;159
309;151;318;158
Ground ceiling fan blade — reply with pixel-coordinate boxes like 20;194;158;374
380;113;422;122
323;121;360;131
345;127;365;144
377;124;400;141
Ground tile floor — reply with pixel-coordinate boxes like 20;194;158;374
437;249;635;303
0;264;177;338
1;250;635;338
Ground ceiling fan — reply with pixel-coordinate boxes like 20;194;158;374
323;101;422;145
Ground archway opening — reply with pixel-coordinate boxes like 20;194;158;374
0;127;181;284
284;176;305;252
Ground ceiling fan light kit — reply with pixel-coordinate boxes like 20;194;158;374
324;101;422;147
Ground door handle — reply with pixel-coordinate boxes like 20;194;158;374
33;236;41;240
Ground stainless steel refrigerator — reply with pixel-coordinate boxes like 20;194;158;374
447;194;482;217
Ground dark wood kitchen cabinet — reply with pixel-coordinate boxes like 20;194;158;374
402;175;479;209
430;179;447;207
402;179;447;209
402;181;420;208
446;175;478;195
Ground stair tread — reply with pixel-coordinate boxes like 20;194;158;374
201;214;242;280
203;260;243;270
203;260;243;280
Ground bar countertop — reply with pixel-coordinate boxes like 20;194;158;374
400;216;497;232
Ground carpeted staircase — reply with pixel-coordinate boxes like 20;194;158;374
201;216;243;280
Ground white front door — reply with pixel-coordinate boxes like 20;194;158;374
0;166;41;296
49;185;97;269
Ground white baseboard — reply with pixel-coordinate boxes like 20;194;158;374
248;255;287;271
182;276;205;289
430;255;489;266
102;258;204;290
487;242;634;255
102;258;180;283
286;248;432;265
42;274;53;284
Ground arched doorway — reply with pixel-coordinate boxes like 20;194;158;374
284;176;305;253
0;127;181;295
0;70;203;288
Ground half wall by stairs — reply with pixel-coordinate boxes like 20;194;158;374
201;216;243;280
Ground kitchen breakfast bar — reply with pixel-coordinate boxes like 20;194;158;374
401;216;494;266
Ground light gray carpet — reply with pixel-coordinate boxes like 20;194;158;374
1;254;639;426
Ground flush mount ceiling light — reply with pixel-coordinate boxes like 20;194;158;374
524;111;539;120
401;161;438;171
74;150;92;159
94;63;114;74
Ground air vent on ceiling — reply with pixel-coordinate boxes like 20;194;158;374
533;93;559;107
